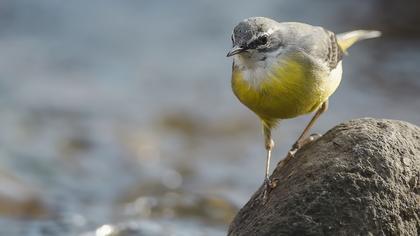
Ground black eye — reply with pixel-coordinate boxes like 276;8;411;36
258;35;268;45
231;34;234;44
248;35;269;49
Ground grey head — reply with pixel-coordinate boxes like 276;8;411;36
227;17;283;57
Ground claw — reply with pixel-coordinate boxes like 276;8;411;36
302;133;322;146
277;148;297;168
288;149;297;158
293;133;322;151
262;178;278;204
291;142;300;151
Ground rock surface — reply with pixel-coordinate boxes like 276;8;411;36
228;118;420;236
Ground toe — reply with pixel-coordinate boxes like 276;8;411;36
261;178;277;204
269;178;279;188
288;149;296;158
307;133;322;142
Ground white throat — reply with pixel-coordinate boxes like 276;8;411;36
233;48;283;87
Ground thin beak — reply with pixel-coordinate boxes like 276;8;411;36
226;46;246;57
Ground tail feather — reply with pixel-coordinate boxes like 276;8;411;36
336;30;381;52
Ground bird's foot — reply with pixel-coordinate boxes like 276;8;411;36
261;177;278;204
290;133;323;156
299;133;322;147
277;149;297;168
277;133;322;168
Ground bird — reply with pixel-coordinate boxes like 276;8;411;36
227;17;380;201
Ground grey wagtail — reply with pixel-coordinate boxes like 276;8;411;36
227;17;380;201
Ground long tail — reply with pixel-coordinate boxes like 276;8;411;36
336;30;381;52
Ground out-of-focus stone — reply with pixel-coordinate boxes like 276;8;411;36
0;170;48;218
121;183;238;225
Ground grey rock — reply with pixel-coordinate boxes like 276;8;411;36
228;118;420;236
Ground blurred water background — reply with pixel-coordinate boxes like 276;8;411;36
0;0;419;235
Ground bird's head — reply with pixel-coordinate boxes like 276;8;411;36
227;17;283;59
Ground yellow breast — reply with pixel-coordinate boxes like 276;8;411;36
231;58;342;120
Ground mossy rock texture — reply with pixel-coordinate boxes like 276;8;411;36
228;118;420;236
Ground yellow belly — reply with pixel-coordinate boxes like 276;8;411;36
231;60;342;120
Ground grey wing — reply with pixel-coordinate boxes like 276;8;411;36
280;23;344;70
323;30;344;69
